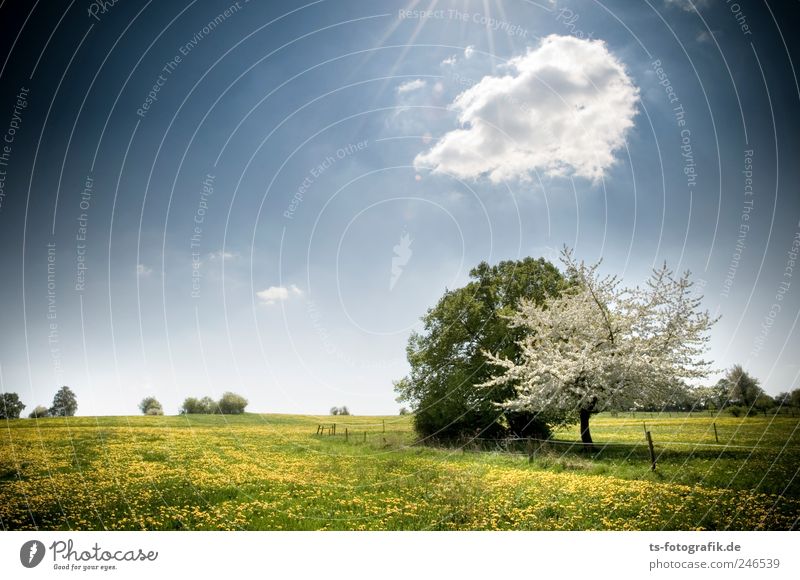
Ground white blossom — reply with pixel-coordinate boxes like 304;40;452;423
482;248;718;426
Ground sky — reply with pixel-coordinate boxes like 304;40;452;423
0;0;798;416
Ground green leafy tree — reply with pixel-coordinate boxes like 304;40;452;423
50;386;77;417
722;365;763;408
394;257;568;440
180;397;201;414
217;392;248;414
181;396;216;414
199;396;217;413
139;397;163;415
0;392;26;419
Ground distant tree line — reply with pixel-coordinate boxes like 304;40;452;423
0;385;78;420
330;406;350;416
605;365;799;417
0;386;252;419
179;392;248;415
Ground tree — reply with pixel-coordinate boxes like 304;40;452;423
139;397;163;415
0;393;25;419
200;396;217;414
180;396;216;414
50;386;77;417
28;405;50;419
721;365;763;408
394;257;568;440
483;249;718;446
399;407;410;415
180;397;201;414
217;392;248;414
330;406;340;416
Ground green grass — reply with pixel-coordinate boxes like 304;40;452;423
0;412;798;530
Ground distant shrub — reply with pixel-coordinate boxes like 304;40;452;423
727;405;747;417
217;392;248;415
28;405;49;418
181;393;246;414
139;397;163;416
181;396;216;414
399;407;410;416
330;406;350;416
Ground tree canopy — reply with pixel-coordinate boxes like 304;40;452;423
720;365;764;408
0;392;25;419
217;392;248;415
483;249;718;445
50;386;77;417
139;397;164;415
394;256;568;440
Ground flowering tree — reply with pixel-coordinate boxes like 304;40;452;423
482;249;717;446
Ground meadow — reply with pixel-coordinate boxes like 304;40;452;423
1;412;798;531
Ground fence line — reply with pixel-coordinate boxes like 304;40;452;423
313;428;796;452
467;436;786;451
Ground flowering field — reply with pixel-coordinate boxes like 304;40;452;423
1;413;798;530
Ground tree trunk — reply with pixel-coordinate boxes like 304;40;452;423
579;408;594;449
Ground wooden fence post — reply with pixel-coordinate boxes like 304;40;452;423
364;431;367;443
345;428;348;442
713;422;719;444
643;422;647;435
646;431;656;471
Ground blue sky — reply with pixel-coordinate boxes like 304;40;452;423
0;0;798;415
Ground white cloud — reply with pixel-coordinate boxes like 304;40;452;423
441;55;457;66
256;284;304;305
414;35;639;182
396;79;426;94
464;45;475;59
664;0;709;12
695;30;716;43
137;264;152;277
208;250;238;261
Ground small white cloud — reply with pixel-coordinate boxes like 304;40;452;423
257;284;303;305
414;35;639;183
664;0;709;12
137;264;152;277
208;250;238;261
695;30;715;43
441;55;457;66
464;45;475;59
396;79;427;94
